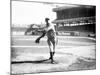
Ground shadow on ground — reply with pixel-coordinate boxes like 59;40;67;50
11;59;53;64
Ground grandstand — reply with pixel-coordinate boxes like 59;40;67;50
52;5;96;37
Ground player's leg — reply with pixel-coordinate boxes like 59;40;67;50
51;39;56;58
51;40;56;64
47;39;54;63
51;36;57;56
47;39;52;59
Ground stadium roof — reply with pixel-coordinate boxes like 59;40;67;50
53;5;95;12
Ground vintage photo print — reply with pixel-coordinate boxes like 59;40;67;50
11;0;96;74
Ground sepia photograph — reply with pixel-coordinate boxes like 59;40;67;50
11;0;96;74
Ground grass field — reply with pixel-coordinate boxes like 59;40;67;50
11;35;96;74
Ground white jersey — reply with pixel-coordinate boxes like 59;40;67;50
44;23;56;32
44;23;57;40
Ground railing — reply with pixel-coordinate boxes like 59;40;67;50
52;16;95;24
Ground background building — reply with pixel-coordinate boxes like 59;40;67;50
52;5;96;37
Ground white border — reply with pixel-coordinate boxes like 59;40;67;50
0;0;98;75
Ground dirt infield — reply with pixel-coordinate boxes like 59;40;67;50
11;35;96;74
11;53;95;74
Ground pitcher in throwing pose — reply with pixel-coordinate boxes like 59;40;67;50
35;18;58;64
